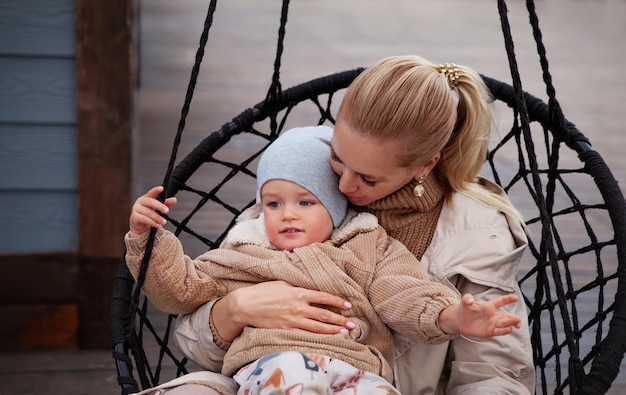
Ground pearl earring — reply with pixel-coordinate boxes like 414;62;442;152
413;176;426;198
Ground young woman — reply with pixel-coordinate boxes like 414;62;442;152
166;55;535;394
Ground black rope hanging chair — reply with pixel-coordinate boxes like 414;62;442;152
110;1;626;394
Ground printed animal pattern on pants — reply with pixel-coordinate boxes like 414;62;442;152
233;351;399;394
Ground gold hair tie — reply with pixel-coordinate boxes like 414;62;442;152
439;63;460;88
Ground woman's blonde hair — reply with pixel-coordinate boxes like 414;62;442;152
337;55;524;224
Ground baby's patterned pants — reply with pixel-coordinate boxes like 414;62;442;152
233;351;399;394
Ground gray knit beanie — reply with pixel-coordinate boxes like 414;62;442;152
256;125;347;227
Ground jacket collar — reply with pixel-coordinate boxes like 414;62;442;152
223;208;379;250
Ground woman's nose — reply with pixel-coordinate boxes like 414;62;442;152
338;171;357;194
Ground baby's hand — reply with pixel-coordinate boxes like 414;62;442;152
456;293;521;337
128;186;177;237
439;293;521;337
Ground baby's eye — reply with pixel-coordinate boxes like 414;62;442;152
267;201;281;209
300;200;314;207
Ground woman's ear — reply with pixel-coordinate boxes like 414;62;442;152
415;152;441;180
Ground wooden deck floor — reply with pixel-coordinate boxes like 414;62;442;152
2;0;626;394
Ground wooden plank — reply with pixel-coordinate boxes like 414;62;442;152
78;257;121;349
0;0;74;57
0;304;78;350
0;350;120;394
0;125;77;190
0;58;75;124
0;192;77;254
75;0;133;258
75;0;134;349
0;253;78;304
0;254;81;352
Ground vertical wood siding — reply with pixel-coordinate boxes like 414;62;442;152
0;0;77;253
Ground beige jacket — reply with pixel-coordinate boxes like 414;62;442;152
125;211;459;382
173;181;535;394
392;189;535;394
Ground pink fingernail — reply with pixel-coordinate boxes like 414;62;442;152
344;301;352;309
339;328;349;334
346;321;356;329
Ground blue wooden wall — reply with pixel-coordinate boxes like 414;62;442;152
0;1;77;253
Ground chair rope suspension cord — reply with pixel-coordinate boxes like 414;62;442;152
497;1;626;393
497;0;584;392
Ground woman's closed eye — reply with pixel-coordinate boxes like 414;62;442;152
361;176;378;187
331;147;379;187
330;149;341;164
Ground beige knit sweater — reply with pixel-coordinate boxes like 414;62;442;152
125;210;459;382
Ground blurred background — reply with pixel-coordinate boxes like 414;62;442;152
0;0;624;393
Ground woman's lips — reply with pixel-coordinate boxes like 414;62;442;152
345;194;362;204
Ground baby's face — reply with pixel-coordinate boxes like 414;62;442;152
261;180;334;251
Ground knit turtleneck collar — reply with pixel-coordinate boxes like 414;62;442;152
363;175;445;259
365;175;444;229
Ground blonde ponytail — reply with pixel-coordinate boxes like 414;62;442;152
437;64;525;225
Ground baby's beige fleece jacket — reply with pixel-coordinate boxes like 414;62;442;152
125;211;459;382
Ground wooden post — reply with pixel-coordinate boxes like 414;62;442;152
75;0;133;348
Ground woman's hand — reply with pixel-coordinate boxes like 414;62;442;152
129;186;177;237
211;281;355;341
438;293;521;337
